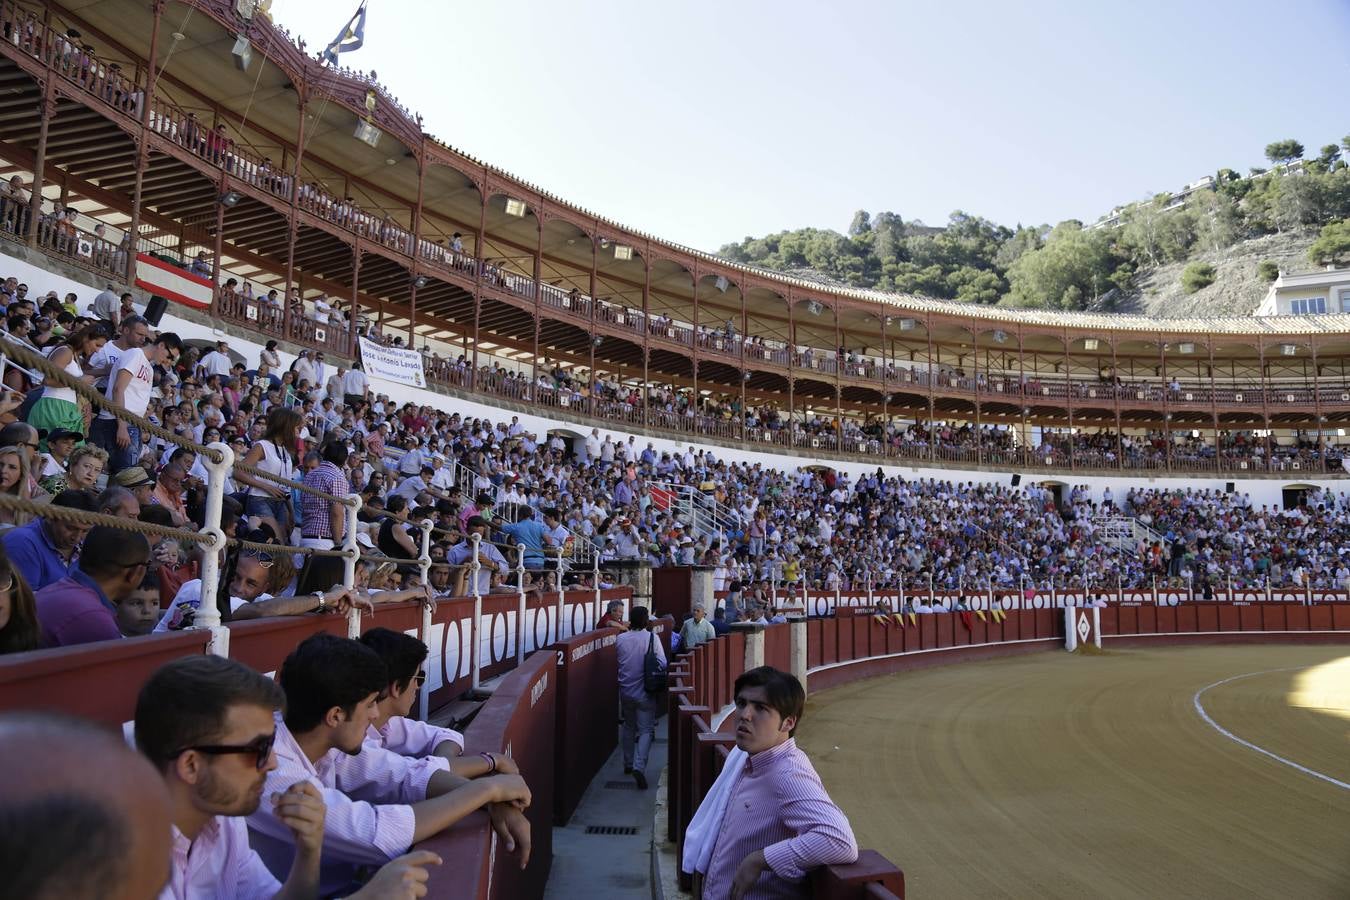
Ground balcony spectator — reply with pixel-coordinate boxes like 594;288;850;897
189;250;211;277
34;524;150;648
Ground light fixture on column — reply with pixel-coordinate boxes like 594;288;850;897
993;330;1008;344
1281;343;1297;356
1083;338;1099;351
715;275;729;293
743;371;752;382
614;245;633;261
504;198;527;217
592;336;603;348
412;275;428;289
1178;341;1195;354
219;190;242;207
898;318;917;331
805;300;823;316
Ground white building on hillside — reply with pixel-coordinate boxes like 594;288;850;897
1255;266;1350;317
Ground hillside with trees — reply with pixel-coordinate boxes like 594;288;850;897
716;135;1350;316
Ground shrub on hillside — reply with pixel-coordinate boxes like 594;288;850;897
1257;260;1280;282
1181;262;1217;293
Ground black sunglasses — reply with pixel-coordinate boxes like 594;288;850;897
413;670;427;687
174;731;275;771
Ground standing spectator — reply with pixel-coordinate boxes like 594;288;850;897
237;406;300;540
0;542;39;653
27;323;108;447
687;667;858;898
300;439;350;551
711;606;730;636
679;603;716;652
343;360;368;410
259;339;281;371
35;525;150;648
616;605;665;789
85;314;148;392
198;340;233;379
90;331;182;471
90;282;119;321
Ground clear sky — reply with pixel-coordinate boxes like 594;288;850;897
271;0;1350;252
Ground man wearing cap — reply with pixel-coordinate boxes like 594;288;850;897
114;466;156;508
39;428;81;480
398;436;426;477
428;454;454;491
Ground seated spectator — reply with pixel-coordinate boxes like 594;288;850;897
40;442;105;496
711;606;730;636
596;598;628;631
245;633;532;893
113;570;161;638
0;542;39;654
96;484;140;520
152;461;190;527
3;489;96;590
113;464;155;508
133;655;443;900
37;428;80;481
445;516;506;596
0;713;173;899
0;444;31;528
35;525;150;648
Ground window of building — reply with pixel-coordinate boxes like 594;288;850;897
1340;290;1350;313
1290;296;1327;315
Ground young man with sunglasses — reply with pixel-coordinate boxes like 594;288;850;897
136;654;443;899
92;330;183;471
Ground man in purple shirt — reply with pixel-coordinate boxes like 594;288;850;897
700;666;858;899
616;605;666;789
35;525;150;648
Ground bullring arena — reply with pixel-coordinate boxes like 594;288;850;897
801;644;1350;899
0;2;1349;899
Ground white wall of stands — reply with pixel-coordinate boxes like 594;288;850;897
4;248;1345;509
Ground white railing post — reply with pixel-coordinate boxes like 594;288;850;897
470;533;483;692
865;571;873;608
194;442;234;656
342;494;363;639
555;553;567;640
515;544;527;665
417;517;433;588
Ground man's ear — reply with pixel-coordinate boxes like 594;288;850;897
780;716;797;734
324;705;346;728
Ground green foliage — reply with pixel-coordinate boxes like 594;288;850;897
715;134;1350;309
1308;221;1350;266
1181;262;1217;293
1256;260;1280;282
1265;139;1305;166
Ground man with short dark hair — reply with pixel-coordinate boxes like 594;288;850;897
616;605;665;789
35;525;150;647
3;488;97;590
246;633;532;893
136;654;444;899
0;713;172;900
687;666;858;898
300;440;350;551
92;331;183;470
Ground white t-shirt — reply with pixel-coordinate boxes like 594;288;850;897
99;346;154;419
200;350;233;378
87;340;126;392
342;369;367;397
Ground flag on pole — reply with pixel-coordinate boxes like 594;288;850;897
321;1;368;66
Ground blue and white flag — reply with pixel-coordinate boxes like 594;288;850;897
321;1;367;66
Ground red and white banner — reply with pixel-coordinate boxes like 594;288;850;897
133;253;213;310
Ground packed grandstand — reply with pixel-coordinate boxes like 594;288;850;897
0;3;1348;900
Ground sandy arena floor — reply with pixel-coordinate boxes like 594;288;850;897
797;645;1350;899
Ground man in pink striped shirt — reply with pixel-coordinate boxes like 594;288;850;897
700;667;858;900
246;634;532;895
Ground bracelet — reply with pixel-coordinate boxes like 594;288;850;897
479;751;498;773
313;591;327;611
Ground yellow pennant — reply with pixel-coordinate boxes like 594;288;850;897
976;610;986;622
907;613;917;626
873;614;890;627
893;613;906;629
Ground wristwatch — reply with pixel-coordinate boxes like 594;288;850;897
313;591;328;612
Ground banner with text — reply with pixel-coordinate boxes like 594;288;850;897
358;336;427;389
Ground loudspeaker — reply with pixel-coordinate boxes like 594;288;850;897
1225;482;1235;494
144;295;167;326
1010;473;1022;486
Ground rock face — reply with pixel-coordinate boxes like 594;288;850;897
1106;231;1317;319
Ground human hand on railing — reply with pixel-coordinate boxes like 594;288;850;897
321;587;374;616
348;850;442;899
488;801;532;869
485;773;532;809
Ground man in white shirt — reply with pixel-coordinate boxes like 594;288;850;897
246;634;531;893
584;428;601;461
291;350;317;389
198;340;234;379
342;363;369;409
90;331;182;471
86;313;150;391
135;655;441;900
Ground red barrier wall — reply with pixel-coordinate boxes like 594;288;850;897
549;628;620;824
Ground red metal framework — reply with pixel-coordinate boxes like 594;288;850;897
1;0;1348;476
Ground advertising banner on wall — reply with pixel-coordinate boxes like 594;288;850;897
358;336;426;389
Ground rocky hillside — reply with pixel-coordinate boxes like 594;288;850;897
1112;231;1318;318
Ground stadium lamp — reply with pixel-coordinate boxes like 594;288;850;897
219;190;242;207
592;336;603;347
1082;338;1099;351
614;245;633;261
992;330;1008;344
412;275;428;289
504;198;527;217
715;275;729;293
1178;342;1195;354
898;318;917;331
743;371;753;382
805;300;823;316
1281;344;1297;356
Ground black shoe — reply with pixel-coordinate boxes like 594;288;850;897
634;771;648;790
623;766;634;774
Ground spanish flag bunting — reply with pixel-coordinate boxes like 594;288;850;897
959;611;973;630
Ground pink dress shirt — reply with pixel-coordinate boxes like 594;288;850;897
159;816;280;900
370;716;465;756
616;627;666;702
700;738;858;900
246;714;450;895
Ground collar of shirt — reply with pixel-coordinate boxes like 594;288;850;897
743;737;797;775
68;564;116;614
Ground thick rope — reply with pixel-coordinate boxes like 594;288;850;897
0;339;225;465
0;493;213;544
232;457;354;502
229;537;354;558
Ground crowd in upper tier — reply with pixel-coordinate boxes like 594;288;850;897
0;268;1349;657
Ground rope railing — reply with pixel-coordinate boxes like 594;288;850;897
228;537;355;559
0;493;214;544
0;338;226;466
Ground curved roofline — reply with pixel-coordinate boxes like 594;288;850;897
245;7;1349;336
